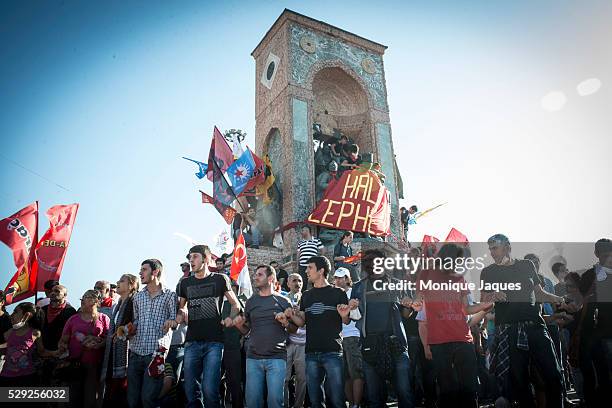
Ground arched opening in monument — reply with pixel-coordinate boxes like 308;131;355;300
311;66;373;189
311;67;375;243
311;66;372;173
312;66;371;149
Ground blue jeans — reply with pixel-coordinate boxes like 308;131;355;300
184;341;224;408
245;358;286;408
363;350;413;408
305;352;345;408
127;352;163;408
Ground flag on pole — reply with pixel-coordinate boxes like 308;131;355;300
230;233;252;298
241;149;266;195
32;204;79;291
421;235;440;258
226;149;256;196
210;148;238;207
255;155;276;205
415;202;448;221
182;157;208;179
445;227;468;244
201;191;237;225
206;126;234;181
1;202;39;304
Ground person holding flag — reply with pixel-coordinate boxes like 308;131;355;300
177;244;243;408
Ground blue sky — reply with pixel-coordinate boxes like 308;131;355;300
1;0;611;304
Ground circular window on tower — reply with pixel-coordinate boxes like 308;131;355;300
266;61;275;80
260;52;280;90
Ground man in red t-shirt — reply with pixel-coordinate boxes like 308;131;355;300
417;244;493;408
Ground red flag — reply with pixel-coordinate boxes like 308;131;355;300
445;227;468;244
421;235;440;257
207;126;234;181
241;149;265;195
0;202;39;304
201;191;237;225
307;169;391;236
230;233;252;297
32;204;79;291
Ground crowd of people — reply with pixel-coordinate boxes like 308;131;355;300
0;234;611;408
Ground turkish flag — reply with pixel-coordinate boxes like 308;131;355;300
445;228;468;244
33;204;79;291
0;202;39;304
230;233;252;298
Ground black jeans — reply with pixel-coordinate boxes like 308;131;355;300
221;347;243;408
507;324;563;408
430;342;478;408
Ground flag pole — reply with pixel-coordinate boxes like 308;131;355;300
212;159;247;213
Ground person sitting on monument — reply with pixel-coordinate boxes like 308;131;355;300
242;207;262;249
314;138;334;177
315;161;338;202
339;144;362;175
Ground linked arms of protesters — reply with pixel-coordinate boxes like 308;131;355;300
462;293;494;315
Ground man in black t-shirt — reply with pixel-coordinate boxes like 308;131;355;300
285;256;351;408
176;244;242;408
480;234;566;408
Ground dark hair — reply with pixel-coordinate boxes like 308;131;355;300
551;262;566;276
301;225;312;233
349;144;359;154
215;258;225;264
269;260;279;266
340;135;349;141
409;205;418;212
14;302;43;330
565;272;581;286
141;259;163;276
308;256;331;276
189;245;210;258
436;244;465;273
595;238;612;257
361;249;386;276
256;264;277;280
44;279;60;290
338;231;353;244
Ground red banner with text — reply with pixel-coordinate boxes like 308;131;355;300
0;202;39;303
307;169;391;236
33;204;79;291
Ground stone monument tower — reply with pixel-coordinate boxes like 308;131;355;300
252;9;402;261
